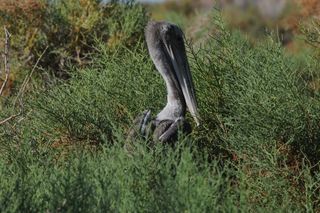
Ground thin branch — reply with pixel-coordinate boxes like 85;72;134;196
0;111;21;125
0;27;21;126
14;46;48;106
0;27;11;96
0;41;48;125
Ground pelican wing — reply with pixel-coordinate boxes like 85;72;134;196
163;41;200;126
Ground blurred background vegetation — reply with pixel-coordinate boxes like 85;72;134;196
0;0;148;97
0;0;319;98
0;0;320;211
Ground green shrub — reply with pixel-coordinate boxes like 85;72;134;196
1;11;320;212
190;16;320;163
0;141;245;212
12;42;163;145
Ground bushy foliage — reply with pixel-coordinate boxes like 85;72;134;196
193;21;320;160
0;142;243;212
5;43;163;145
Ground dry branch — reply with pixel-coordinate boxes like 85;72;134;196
0;32;48;125
14;46;48;106
0;27;11;96
0;111;21;125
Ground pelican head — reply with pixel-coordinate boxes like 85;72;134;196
145;21;200;126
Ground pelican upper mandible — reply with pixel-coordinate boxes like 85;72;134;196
127;21;199;145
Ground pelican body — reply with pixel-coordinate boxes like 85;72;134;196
127;21;199;144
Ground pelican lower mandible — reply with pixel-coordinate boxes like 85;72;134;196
127;21;199;145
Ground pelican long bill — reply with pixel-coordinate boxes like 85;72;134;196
164;41;200;126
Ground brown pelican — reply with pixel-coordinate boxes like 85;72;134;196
127;21;199;145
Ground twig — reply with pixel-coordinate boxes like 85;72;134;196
0;39;48;125
0;111;21;125
0;27;21;126
14;46;48;106
0;27;11;96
